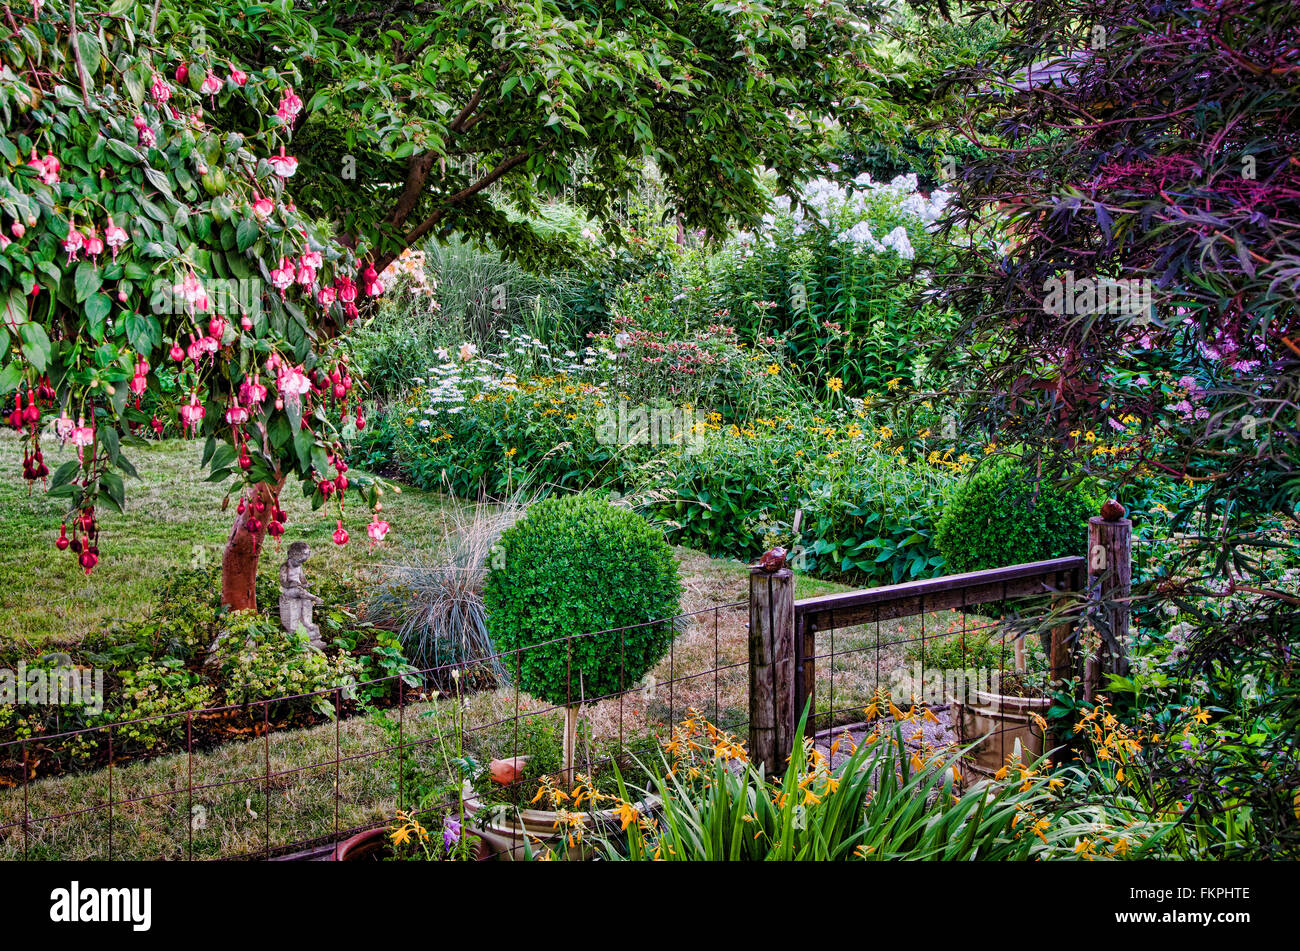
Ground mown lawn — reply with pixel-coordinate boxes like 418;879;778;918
0;429;454;644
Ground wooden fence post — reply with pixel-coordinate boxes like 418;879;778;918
1085;511;1132;701
749;565;795;774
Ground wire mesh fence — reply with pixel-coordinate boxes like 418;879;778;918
0;601;745;861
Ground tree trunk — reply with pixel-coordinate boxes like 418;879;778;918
220;478;284;611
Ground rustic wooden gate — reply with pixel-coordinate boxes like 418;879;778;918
746;538;1134;773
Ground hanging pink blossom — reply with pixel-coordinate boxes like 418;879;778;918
179;393;206;433
151;73;172;104
62;226;83;264
104;217;128;260
317;286;337;307
271;256;296;291
70;417;94;462
251;193;275;222
229;64;248;87
332;520;349;546
54;413;75;444
367;515;390;547
200;72;221;96
28;150;59;185
275;87;304;123
83;226;103;258
225;402;250;425
268;147;298;178
276;364;312;398
173;272;208;312
241;373;268;405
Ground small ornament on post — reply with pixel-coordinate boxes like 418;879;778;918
279;541;325;649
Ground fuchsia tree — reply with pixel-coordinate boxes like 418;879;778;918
1;5;389;609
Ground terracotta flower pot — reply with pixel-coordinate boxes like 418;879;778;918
334;827;391;861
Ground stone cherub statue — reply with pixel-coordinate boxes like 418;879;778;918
280;541;325;649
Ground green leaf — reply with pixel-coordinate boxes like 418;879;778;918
74;262;102;302
18;322;50;372
84;293;112;340
235;218;259;252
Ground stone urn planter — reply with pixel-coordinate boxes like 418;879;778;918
462;780;658;861
952;686;1051;778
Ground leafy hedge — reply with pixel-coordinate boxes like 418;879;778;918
933;457;1102;573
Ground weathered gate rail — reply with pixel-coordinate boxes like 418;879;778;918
748;554;1095;773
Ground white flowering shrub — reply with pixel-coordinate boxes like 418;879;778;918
709;172;962;395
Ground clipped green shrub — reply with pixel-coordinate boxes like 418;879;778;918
483;494;681;705
933;458;1101;573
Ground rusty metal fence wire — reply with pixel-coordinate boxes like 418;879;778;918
0;601;746;862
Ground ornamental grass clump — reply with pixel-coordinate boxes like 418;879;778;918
483;493;681;783
369;486;533;679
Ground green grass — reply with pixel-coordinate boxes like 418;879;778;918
0;429;452;644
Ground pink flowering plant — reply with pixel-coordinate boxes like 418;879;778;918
0;5;392;600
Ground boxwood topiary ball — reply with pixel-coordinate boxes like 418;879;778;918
483;494;682;707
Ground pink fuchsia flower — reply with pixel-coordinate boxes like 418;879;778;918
128;359;149;396
317;286;337;307
151;73;172;104
271;256;296;292
179;392;206;433
300;249;323;269
225;402;250;425
71;417;94;462
133;115;156;147
240;373;268;405
332;520;349;546
186;334;218;363
174;271;209;311
83;226;103;258
229;64;248;87
362;264;384;297
62;226;83;264
175;62;189;83
275;87;304;123
296;262;317;286
104;217;128;260
335;276;357;304
28;150;60;185
200;72;222;96
251;193;275;222
268;148;298;178
367;514;390;547
276;364;312;398
54;413;75;443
